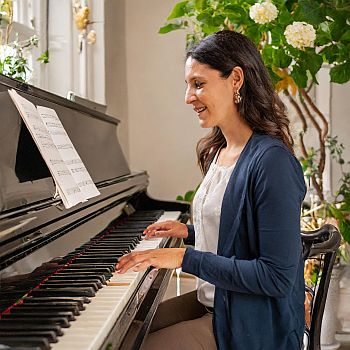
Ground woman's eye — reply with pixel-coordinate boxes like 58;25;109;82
194;81;203;89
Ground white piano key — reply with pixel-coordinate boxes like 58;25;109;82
51;210;181;350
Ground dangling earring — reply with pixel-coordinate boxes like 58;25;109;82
234;90;242;104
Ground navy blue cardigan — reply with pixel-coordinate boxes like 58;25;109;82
182;132;306;350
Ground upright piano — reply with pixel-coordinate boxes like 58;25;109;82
0;74;190;350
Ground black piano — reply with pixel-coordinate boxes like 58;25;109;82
0;74;190;350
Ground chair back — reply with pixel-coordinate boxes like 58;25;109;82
301;224;341;350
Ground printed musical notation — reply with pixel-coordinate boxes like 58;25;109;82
8;89;100;209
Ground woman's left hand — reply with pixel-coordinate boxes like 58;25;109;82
116;248;186;274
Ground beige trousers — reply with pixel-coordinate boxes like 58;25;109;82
141;291;217;350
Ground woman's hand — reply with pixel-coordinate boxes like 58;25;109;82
143;220;188;240
116;248;186;274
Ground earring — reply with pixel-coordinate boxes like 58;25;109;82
234;90;242;104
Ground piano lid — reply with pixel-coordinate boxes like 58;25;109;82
0;74;130;214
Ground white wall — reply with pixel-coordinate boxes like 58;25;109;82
47;0;105;104
106;0;205;201
330;81;350;195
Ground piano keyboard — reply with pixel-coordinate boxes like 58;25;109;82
0;210;181;350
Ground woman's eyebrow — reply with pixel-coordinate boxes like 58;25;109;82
185;74;205;83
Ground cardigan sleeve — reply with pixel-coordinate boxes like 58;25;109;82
184;224;195;245
182;146;306;298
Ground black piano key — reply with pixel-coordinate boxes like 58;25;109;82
0;291;31;299
0;347;41;350
30;287;95;298
73;257;120;263
108;229;143;235
82;240;136;246
23;296;89;307
64;253;125;261
115;224;153;229
0;322;64;336
41;281;101;291
51;273;108;283
47;277;104;287
4;310;76;322
129;210;164;217
126;218;159;223
60;264;115;272
73;250;128;255
0;336;51;350
17;303;81;315
0;330;58;343
57;269;112;278
78;246;134;253
0;317;70;328
84;243;136;249
102;236;140;242
72;254;127;259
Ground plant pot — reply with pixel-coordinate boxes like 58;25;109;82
321;265;346;349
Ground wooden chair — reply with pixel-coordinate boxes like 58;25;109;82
301;224;342;350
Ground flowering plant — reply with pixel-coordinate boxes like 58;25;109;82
160;0;350;247
0;0;49;83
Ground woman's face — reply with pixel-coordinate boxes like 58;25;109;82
185;57;237;129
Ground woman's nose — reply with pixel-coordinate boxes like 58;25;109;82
185;87;196;104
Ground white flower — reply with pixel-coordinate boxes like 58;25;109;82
29;35;39;46
284;22;316;50
249;1;279;25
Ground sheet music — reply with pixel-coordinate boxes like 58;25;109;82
8;89;100;209
37;106;100;200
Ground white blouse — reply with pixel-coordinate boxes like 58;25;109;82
192;153;236;307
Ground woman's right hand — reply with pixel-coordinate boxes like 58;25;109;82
143;220;188;240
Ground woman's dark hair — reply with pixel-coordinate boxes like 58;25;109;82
186;30;294;174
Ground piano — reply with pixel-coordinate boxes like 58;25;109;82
0;74;190;350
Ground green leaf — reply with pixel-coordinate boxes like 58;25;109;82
340;29;350;41
267;66;283;86
270;26;285;46
224;4;248;21
339;219;350;244
337;42;350;61
278;7;293;26
301;49;323;80
273;49;292;68
330;62;350;84
320;44;339;64
196;12;223;34
329;205;344;220
291;64;308;88
176;195;184;201
294;0;325;25
262;46;274;65
193;0;206;11
245;25;261;45
330;14;347;41
315;22;332;46
184;190;195;202
167;1;188;20
159;22;183;34
37;50;49;64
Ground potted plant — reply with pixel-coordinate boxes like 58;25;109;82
0;0;48;83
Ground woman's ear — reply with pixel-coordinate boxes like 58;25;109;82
231;66;244;91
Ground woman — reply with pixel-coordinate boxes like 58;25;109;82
116;30;306;350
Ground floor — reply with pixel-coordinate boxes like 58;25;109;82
163;270;350;350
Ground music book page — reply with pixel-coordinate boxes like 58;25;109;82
37;106;100;200
8;89;100;209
